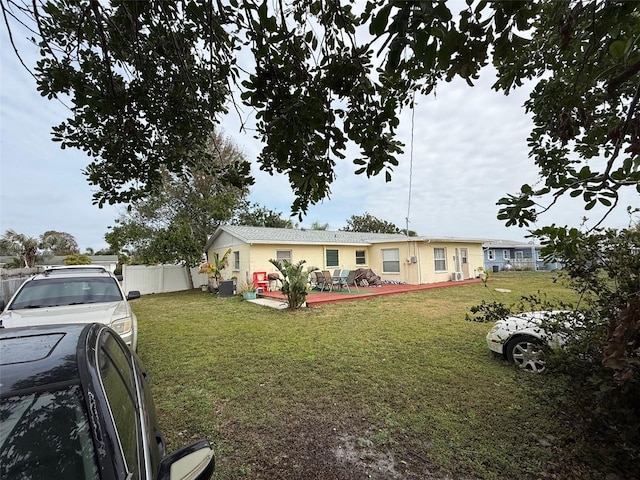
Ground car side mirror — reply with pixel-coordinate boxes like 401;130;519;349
157;440;214;480
127;291;141;300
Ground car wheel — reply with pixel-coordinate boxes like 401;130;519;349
506;335;546;373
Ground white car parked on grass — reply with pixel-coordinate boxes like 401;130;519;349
0;266;140;350
486;311;572;373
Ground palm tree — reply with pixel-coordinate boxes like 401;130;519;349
0;230;39;267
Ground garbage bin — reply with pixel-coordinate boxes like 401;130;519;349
218;280;236;297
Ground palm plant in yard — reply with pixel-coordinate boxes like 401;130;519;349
268;258;314;309
199;248;232;292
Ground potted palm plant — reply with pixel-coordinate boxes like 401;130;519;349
238;282;258;300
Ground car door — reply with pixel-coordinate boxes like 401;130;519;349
98;329;148;479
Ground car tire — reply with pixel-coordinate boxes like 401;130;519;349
505;335;546;373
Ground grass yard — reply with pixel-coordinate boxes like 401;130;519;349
133;272;617;479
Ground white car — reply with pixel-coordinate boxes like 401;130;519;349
486;311;572;373
0;266;140;350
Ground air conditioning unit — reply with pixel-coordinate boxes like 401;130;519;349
451;272;463;281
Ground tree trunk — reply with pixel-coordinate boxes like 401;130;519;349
185;265;195;290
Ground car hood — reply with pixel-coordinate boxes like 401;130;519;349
0;301;132;328
496;310;577;344
506;310;575;327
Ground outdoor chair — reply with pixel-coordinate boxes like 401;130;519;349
312;271;326;290
252;271;270;292
322;270;339;291
341;270;359;293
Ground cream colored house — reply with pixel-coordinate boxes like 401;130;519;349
205;226;485;287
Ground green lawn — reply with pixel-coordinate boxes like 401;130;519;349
133;272;612;479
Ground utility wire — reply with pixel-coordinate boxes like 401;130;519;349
406;91;416;237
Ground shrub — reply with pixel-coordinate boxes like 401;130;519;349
268;259;310;310
64;253;92;265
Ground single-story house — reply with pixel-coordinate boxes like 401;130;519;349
482;240;562;272
204;225;486;287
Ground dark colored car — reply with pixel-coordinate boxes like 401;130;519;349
0;323;214;480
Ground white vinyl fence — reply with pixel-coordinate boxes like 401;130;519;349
1;265;205;303
122;264;208;295
0;267;40;304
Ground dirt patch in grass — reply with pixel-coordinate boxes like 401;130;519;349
218;407;456;480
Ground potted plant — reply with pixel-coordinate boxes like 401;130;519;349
239;282;258;300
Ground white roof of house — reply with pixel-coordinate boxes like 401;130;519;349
206;225;487;249
483;240;542;248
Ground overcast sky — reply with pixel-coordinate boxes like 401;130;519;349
1;21;637;253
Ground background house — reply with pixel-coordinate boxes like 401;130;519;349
482;240;562;272
205;226;486;287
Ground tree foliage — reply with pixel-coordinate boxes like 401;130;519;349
0;230;39;267
230;202;295;228
309;221;329;230
64;253;92;265
105;131;250;267
40;230;79;256
538;226;640;385
0;229;79;267
3;0;638;222
343;212;406;234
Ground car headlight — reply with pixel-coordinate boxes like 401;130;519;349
111;302;133;335
111;317;133;335
488;322;502;334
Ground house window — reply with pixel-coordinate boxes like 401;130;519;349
355;250;366;265
325;249;339;268
434;248;446;271
233;251;240;270
515;251;524;260
503;249;509;260
382;249;400;273
487;249;495;261
276;250;292;264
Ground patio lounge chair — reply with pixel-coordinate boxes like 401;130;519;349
323;270;339;291
339;270;359;293
313;271;327;291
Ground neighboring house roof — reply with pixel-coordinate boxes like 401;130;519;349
206;225;487;250
483;240;543;249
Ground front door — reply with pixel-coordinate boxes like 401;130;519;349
460;248;469;279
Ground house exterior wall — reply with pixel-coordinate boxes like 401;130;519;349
206;229;485;286
366;242;412;283
209;242;378;282
483;246;561;272
484;248;515;273
417;242;484;284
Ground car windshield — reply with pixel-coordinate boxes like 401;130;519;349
9;277;124;309
0;385;100;479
